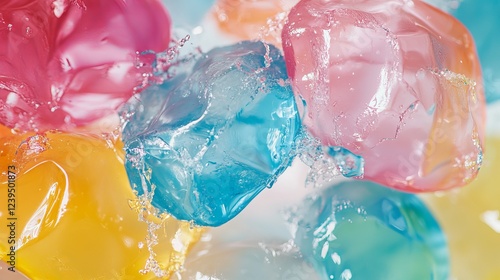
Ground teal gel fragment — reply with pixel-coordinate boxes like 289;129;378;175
293;181;450;280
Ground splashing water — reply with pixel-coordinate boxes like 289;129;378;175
129;183;204;278
296;131;365;188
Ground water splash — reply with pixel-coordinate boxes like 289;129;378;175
296;131;365;188
258;10;289;45
129;189;170;278
128;165;204;278
135;32;201;93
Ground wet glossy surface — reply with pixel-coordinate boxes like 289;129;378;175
0;129;201;279
123;41;300;226
282;0;486;192
293;180;449;279
0;0;171;131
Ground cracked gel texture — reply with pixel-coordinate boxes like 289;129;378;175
0;0;171;131
0;128;201;279
293;181;449;280
122;41;300;227
282;0;485;192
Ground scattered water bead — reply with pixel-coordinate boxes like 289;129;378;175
292;181;449;280
0;130;202;279
163;0;215;28
424;137;500;280
451;0;500;103
282;0;486;192
0;0;171;131
122;41;300;227
174;242;321;280
214;0;298;45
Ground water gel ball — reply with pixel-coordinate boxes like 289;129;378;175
123;41;300;226
0;0;171;131
293;181;449;280
0;129;201;279
424;137;500;279
282;0;485;192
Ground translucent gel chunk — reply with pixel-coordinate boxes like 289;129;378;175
282;0;486;192
122;41;300;226
0;129;201;279
423;0;460;12
292;181;449;280
0;0;171;131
